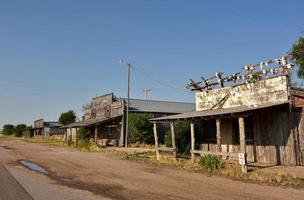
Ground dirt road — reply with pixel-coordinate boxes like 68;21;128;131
1;137;304;200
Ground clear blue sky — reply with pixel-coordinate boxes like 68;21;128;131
0;0;303;127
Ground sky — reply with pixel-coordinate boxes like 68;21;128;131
0;0;303;127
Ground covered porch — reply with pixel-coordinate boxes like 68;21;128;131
150;101;303;173
61;115;124;147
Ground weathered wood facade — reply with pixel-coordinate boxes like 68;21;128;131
151;75;304;170
33;119;65;137
63;93;195;147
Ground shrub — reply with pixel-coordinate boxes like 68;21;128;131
2;124;15;135
164;121;191;154
129;113;154;144
199;154;222;172
76;128;90;141
15;124;27;137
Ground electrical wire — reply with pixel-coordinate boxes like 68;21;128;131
129;65;192;93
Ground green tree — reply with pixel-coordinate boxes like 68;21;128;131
165;121;191;154
2;124;15;135
291;36;304;78
15;124;27;137
58;110;76;125
129;113;154;144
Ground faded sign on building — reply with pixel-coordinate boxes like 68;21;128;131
195;75;288;111
34;119;44;129
83;93;123;121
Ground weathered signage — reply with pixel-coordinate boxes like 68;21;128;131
83;93;123;121
34;119;44;129
195;75;288;111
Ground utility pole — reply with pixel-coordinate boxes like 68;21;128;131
120;60;131;148
143;88;151;100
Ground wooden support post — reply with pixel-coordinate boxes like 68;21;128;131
153;123;160;160
69;128;72;144
75;128;78;146
119;115;125;147
170;122;177;160
216;118;222;159
190;122;195;162
239;117;248;173
94;126;98;144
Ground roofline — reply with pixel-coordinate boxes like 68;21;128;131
121;98;194;104
149;101;289;122
92;92;114;100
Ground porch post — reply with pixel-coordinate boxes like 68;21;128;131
153;123;160;160
239;117;248;173
94;126;98;144
190;122;195;162
216;118;222;157
69;128;72;143
75;128;78;146
170;122;177;160
119;115;125;147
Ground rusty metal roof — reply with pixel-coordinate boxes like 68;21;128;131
149;101;289;122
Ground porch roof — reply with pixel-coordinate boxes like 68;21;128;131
61;115;123;128
149;101;289;122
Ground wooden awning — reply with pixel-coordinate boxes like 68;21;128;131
60;115;123;128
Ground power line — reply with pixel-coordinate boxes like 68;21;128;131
130;65;191;93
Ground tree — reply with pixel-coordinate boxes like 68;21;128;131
165;121;191;154
15;124;27;137
291;36;304;78
2;124;15;135
129;113;154;144
59;110;76;125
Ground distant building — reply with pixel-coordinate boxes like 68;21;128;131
63;93;195;147
34;119;65;137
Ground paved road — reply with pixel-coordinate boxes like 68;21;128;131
0;164;33;200
1;137;304;200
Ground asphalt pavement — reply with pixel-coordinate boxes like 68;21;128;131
0;164;33;200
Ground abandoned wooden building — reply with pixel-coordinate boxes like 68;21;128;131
62;93;195;147
150;56;304;171
33;119;65;137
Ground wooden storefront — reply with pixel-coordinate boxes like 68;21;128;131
150;74;304;172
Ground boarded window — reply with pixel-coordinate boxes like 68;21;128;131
203;119;216;143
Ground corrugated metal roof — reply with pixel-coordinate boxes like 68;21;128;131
43;121;63;127
150;101;289;121
123;98;195;114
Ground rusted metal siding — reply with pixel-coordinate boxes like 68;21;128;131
196;76;288;111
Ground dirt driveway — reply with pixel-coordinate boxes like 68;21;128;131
1;138;304;200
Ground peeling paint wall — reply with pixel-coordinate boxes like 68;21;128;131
195;75;288;111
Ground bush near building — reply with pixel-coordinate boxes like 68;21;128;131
165;121;191;154
15;124;27;137
129;113;154;144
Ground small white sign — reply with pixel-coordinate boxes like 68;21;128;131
238;153;245;165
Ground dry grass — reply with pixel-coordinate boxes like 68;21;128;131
4;134;304;189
